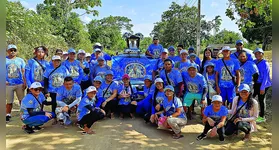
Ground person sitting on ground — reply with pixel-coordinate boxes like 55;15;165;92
196;95;227;141
20;82;55;134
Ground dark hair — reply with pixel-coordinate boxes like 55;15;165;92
200;48;213;73
55;49;63;54
153;83;164;108
237;93;254;110
64;76;73;82
177;44;184;48
238;50;247;58
164;58;172;64
34;46;48;57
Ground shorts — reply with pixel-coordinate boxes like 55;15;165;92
183;93;202;107
6;84;25;104
220;87;235;103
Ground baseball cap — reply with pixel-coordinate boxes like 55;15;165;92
7;44;17;51
63;51;68;55
188;47;195;51
180;49;188;55
154;78;164;84
78;49;86;54
189;53;197;58
253;48;264;54
94;43;102;47
86;86;97;93
212;95;222;103
97;56;105;61
168;46;175;51
93;76;103;83
144;75;152;81
236;40;244;45
29;82;43;89
204;62;215;68
55;49;63;54
94;48;102;53
221;46;231;51
105;70;114;76
153;37;159;40
122;74;130;80
239;84;250;92
161;48;169;54
52;55;61;60
187;63;197;70
85;53;91;57
164;85;175;92
68;48;76;53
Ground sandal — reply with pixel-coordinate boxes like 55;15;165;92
82;130;95;135
172;134;184;139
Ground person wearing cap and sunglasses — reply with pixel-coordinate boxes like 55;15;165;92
20;82;55;134
215;46;241;108
145;37;164;59
196;95;228;141
118;74;138;119
252;48;271;123
152;48;174;80
230;40;253;61
187;47;201;66
167;46;180;63
62;48;83;85
225;84;259;141
182;63;208;120
25;46;49;92
6;44;26;122
43;55;70;124
89;43;111;65
91;56;111;81
77;86;106;134
174;49;192;72
77;49;91;92
62;51;68;61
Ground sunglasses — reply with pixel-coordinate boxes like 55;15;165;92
33;88;42;91
10;49;17;52
153;39;158;40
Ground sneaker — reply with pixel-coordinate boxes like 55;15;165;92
196;133;206;141
6;116;11;123
24;125;34;134
33;126;42;130
256;117;266;123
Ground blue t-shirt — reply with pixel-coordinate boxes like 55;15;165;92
77;95;97;121
100;81;118;100
25;58;49;87
239;61;259;86
147;44;164;59
151;90;166;114
118;84;137;105
187;56;201;66
200;59;217;74
162;96;186;119
253;59;272;90
237;99;250;118
43;65;70;93
20;93;45;120
56;84;82;105
81;60;90;81
204;105;228;122
90;52;111;62
175;60;192;73
92;65;110;80
169;56;181;63
62;60;83;84
144;84;155;97
230;51;253;61
215;58;240;88
6;57;26;85
203;72;216;90
182;72;207;94
153;59;175;71
159;69;183;87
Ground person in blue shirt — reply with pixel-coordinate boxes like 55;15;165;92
159;59;183;98
182;63;208;120
187;47;201;65
200;47;217;74
6;44;26;122
176;44;184;56
161;85;187;139
152;49;172;80
174;50;192;73
100;70;118;119
77;86;106;134
230;40;253;61
238;51;259;92
203;62;217;105
20;82;55;134
150;78;166;124
62;48;83;84
85;53;91;63
56;76;82;125
215;46;241;108
62;51;68;61
189;53;201;71
118;74;138;119
168;46;180;63
49;49;64;66
91;56;111;82
196;95;228;141
252;48;272;123
92;76;105;107
43;55;70;122
77;49;91;93
25;46;49;91
90;43;112;64
145;37;164;59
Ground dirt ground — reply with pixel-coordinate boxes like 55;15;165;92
6;102;272;150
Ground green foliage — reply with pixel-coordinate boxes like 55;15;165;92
202;29;242;46
140;37;152;51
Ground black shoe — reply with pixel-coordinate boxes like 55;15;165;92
219;136;225;141
33;126;42;130
24;125;34;134
6;116;11;123
197;133;206;141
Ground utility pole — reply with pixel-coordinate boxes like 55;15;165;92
196;0;201;56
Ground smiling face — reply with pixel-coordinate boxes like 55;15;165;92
206;66;214;73
240;90;250;99
52;59;61;68
168;48;175;56
7;48;17;57
144;79;152;88
222;50;230;58
36;50;45;59
30;88;42;97
212;101;222;110
164;60;172;71
93;81;101;89
188;67;197;77
68;52;76;60
204;50;212;59
254;52;264;60
165;89;174;97
238;52;247;63
64;80;74;90
105;74;113;82
155;82;164;90
87;91;97;99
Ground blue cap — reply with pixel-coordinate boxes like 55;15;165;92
189;53;197;57
161;48;169;54
187;63;198;70
93;76;103;83
7;44;17;51
236;40;243;45
144;75;152;81
105;70;114;76
97;56;105;61
188;47;195;51
239;84;250;92
204;62;215;68
68;48;76;53
164;85;175;92
253;48;264;54
168;46;175;51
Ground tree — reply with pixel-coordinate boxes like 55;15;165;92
139;37;152;51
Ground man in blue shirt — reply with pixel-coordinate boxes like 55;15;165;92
145;37;164;59
90;43;112;64
187;47;201;65
6;44;26;122
230;40;253;61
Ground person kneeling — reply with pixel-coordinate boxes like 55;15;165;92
197;95;227;141
77;86;106;134
20;82;55;134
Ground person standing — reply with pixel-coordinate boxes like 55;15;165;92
6;44;26;122
77;49;91;92
230;40;253;61
200;47;217;74
145;37;164;59
187;47;201;66
174;50;192;73
90;43;112;64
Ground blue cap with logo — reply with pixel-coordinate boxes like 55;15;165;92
204;62;215;68
164;85;175;92
187;63;198;70
93;76;103;83
144;75;152;81
97;56;105;61
188;47;195;51
236;40;244;45
239;84;250;92
253;47;264;54
105;70;114;76
68;48;76;53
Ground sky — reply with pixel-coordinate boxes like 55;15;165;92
10;0;240;37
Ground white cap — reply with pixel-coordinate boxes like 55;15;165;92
154;78;164;84
86;86;97;93
180;49;188;55
78;49;86;54
94;43;102;46
52;55;61;60
85;53;91;57
94;48;101;52
212;95;222;103
29;82;43;89
161;48;169;54
7;44;17;50
63;51;68;55
221;46;231;51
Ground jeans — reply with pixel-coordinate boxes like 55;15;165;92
202;121;225;141
22;112;55;127
253;83;270;117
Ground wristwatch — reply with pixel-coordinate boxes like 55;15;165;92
169;115;173;118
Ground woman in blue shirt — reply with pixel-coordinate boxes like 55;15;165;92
91;56;111;81
77;49;91;93
203;62;217;105
200;48;217;74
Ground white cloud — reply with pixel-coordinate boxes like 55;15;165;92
132;23;154;37
21;1;30;8
29;7;36;12
211;2;218;7
82;16;92;23
130;9;137;15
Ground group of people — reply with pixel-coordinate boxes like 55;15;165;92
6;38;271;141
